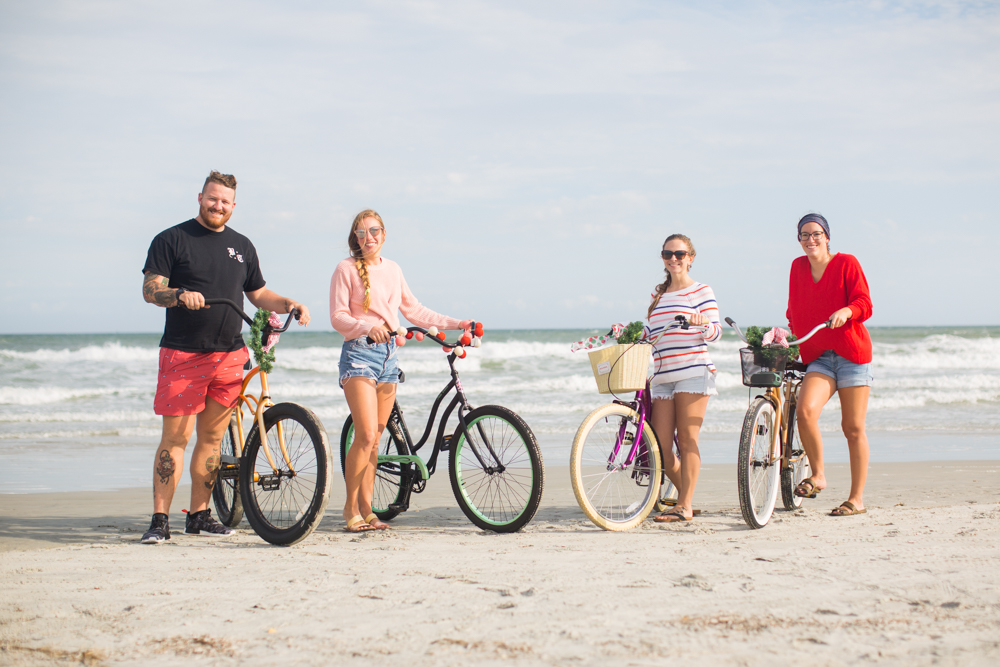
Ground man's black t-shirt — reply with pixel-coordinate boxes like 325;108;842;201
143;219;266;352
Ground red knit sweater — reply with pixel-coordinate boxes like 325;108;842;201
786;253;873;365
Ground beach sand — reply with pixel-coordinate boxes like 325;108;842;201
1;461;999;665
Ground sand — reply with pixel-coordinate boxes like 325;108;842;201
1;461;999;665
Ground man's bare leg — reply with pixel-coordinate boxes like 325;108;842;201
188;397;234;512
153;415;197;514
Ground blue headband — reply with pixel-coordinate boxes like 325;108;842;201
797;213;830;239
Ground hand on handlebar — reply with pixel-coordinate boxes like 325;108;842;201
286;301;310;326
177;291;208;310
828;307;852;329
367;326;392;344
687;313;709;327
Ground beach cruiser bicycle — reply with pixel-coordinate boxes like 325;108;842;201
200;299;333;546
570;316;699;531
340;323;544;533
725;317;829;529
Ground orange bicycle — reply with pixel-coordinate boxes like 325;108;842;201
206;299;333;546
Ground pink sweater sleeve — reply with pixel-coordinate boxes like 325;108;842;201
329;261;372;340
398;272;462;330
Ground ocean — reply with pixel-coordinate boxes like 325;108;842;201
2;327;998;493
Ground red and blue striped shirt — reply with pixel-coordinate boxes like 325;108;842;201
645;282;722;384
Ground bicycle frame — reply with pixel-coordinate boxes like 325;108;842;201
726;318;828;470
201;298;299;476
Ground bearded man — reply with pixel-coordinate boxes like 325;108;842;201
139;171;310;544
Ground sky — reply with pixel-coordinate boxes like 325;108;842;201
1;0;998;334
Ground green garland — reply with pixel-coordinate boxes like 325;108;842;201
744;325;799;362
616;321;645;345
247;308;276;373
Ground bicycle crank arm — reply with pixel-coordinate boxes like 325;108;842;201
378;454;430;480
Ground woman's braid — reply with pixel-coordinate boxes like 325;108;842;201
355;257;372;312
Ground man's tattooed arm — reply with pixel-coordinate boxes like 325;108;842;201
143;271;179;307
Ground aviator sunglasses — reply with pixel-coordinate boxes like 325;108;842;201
661;249;691;260
354;226;384;240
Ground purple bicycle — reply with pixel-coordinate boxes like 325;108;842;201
570;316;697;531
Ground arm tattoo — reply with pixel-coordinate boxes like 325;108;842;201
143;272;179;307
156;450;176;485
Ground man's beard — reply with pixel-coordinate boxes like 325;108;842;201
200;205;232;229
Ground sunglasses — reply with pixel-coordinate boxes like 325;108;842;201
661;250;691;260
798;231;826;241
354;226;384;241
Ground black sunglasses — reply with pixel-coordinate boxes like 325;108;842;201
661;250;691;260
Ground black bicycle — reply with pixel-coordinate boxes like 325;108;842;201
339;323;544;533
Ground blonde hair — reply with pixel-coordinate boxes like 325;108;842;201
348;209;384;312
647;233;696;320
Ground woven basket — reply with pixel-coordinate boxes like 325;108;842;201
588;344;652;394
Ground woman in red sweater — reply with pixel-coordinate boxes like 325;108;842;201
786;213;873;517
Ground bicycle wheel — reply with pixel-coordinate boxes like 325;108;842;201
737;396;780;529
571;403;661;531
780;401;811;511
449;405;544;533
240;403;332;546
340;411;408;521
212;413;243;527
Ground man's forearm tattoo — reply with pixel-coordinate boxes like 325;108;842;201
156;450;176;484
204;452;220;490
143;272;178;307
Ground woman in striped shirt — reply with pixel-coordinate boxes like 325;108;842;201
646;234;722;522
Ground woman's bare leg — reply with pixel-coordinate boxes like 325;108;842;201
837;385;870;510
358;382;397;527
796;372;837;492
649;397;680;490
672;392;710;517
343;378;382;522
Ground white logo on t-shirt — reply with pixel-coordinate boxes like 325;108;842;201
227;247;244;263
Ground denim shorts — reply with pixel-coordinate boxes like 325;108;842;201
806;350;873;389
338;337;400;387
650;369;718;400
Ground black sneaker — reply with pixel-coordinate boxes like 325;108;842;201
184;509;234;537
140;513;171;544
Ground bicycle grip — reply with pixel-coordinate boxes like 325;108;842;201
365;331;398;345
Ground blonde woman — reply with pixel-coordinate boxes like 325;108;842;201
330;210;470;532
646;234;722;522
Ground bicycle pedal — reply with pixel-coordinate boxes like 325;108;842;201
441;434;453;450
388;503;408;513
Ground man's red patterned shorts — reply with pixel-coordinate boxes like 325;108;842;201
154;347;249;416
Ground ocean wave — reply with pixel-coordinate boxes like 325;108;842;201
0;410;158;423
0;426;161;440
0;342;158;364
0;386;129;405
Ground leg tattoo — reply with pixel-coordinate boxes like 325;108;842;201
204;452;220;490
156;450;176;484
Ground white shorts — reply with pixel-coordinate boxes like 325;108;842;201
649;369;718;401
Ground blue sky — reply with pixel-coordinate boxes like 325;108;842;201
1;1;998;333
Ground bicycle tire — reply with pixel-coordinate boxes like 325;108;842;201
780;401;811;511
240;403;332;546
737;396;780;529
449;405;544;533
212;413;243;527
339;412;408;521
570;403;661;531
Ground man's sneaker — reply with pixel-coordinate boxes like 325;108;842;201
184;509;234;537
140;513;171;544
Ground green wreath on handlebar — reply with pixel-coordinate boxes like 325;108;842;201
247;308;277;373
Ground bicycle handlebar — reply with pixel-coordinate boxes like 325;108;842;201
187;298;300;333
366;321;482;349
724;317;830;346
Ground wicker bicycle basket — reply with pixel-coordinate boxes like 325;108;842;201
739;348;788;387
588;344;652;394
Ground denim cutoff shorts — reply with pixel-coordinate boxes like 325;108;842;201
338;337;400;387
649;369;718;400
806;350;873;389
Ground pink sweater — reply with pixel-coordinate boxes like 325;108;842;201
329;257;461;340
